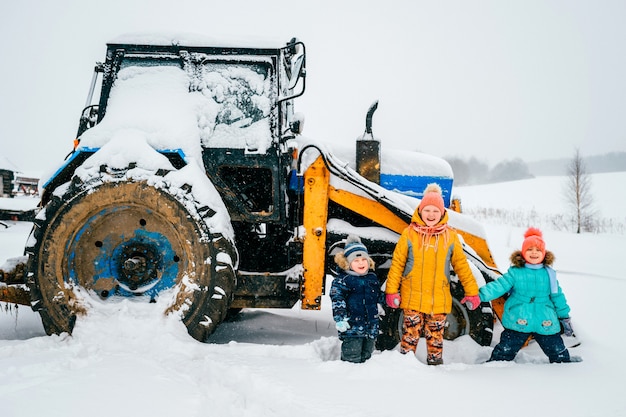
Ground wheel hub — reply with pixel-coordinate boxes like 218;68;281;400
117;242;161;291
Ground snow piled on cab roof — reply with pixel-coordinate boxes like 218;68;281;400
108;31;291;49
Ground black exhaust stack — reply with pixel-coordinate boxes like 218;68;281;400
356;100;380;184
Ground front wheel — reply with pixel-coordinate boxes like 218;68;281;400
26;170;237;342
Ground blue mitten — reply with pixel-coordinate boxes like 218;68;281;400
335;318;350;332
560;317;575;337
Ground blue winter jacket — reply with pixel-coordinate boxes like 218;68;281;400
330;271;383;340
479;252;570;335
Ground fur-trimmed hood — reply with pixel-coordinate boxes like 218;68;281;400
510;250;555;268
334;251;375;273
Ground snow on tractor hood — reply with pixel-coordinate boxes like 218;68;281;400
323;139;454;201
293;137;487;240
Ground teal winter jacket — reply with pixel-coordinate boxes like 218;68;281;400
479;251;570;335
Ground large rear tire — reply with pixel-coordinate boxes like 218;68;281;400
26;170;237;342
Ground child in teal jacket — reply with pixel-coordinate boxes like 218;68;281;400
479;228;581;363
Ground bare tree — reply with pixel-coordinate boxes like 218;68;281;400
563;149;595;233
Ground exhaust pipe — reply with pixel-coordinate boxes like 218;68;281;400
356;100;380;184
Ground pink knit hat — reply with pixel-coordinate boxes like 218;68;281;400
418;183;445;214
521;227;546;257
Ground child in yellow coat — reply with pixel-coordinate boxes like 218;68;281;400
385;183;480;365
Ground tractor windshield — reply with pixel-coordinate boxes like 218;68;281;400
191;60;276;153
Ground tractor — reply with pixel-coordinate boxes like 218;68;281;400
0;34;502;348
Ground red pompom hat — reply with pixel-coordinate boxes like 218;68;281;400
418;183;445;214
521;227;546;257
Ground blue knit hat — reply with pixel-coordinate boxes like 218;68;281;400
343;234;369;264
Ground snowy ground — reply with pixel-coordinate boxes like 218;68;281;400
1;173;625;417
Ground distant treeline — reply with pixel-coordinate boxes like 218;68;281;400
527;152;626;176
444;156;532;185
445;151;626;185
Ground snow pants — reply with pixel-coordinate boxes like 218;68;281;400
490;328;571;363
341;337;375;363
400;310;447;365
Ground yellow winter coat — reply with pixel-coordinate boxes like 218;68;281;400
385;210;478;314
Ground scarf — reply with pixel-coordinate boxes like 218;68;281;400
410;222;450;250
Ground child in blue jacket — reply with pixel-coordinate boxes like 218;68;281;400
479;227;581;363
330;235;384;363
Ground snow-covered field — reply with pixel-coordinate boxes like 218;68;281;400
1;173;625;417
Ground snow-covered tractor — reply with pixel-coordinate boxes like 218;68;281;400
0;35;501;348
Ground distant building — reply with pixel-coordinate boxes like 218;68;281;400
0;156;40;197
0;168;12;198
13;172;39;196
0;156;20;197
0;157;40;220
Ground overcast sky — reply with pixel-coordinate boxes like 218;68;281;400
1;0;625;175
